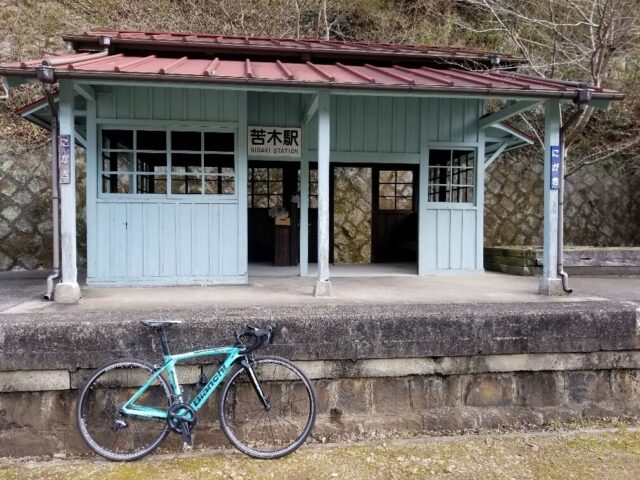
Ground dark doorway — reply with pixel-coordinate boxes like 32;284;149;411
371;165;419;263
247;161;299;265
248;161;417;267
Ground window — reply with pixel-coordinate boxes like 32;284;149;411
378;170;414;210
248;167;283;208
428;149;475;203
297;169;319;209
100;129;235;196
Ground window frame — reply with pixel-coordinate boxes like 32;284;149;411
97;125;238;200
426;148;477;206
376;168;416;212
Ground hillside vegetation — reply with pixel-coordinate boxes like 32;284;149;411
0;0;638;173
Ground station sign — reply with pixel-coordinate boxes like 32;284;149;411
248;126;301;158
59;134;71;184
550;145;561;190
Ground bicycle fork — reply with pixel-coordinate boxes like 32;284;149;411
241;358;271;411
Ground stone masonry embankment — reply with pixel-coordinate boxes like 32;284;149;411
0;301;639;457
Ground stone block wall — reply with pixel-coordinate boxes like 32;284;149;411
1;354;639;457
484;147;640;247
0;142;86;271
333;166;372;264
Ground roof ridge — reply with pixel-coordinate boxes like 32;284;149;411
82;28;517;59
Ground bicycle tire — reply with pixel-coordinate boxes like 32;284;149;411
76;358;172;461
218;355;316;459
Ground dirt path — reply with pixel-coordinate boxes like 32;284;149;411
1;429;639;480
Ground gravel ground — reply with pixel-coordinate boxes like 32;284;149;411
0;428;638;480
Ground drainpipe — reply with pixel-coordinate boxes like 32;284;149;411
37;63;60;300
36;36;112;299
557;85;592;294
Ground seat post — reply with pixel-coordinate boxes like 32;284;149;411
157;326;171;356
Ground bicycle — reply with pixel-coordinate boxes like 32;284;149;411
76;321;316;461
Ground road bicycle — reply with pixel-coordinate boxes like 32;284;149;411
76;321;316;461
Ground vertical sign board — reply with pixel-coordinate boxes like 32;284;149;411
550;145;561;190
59;134;71;184
248;126;301;158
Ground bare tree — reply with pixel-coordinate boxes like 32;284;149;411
457;0;639;148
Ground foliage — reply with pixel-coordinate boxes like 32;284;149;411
0;0;638;172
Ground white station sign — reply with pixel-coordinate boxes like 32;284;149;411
248;126;301;158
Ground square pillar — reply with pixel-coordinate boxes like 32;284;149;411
539;99;562;295
299;145;310;277
313;91;332;297
54;80;81;303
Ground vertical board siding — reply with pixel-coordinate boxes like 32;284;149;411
91;201;242;282
423;207;478;272
308;95;420;153
449;210;463;269
248;91;302;126
462;209;476;269
426;98;480;143
160;204;177;278
95;86;238;122
143;203;160;277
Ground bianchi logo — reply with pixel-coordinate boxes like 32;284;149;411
193;363;229;406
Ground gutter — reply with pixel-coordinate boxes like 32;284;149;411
557;85;592;294
36;64;60;300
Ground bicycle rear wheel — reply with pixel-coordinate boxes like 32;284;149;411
76;358;172;461
219;355;316;459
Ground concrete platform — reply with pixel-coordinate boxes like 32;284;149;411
0;270;639;459
1;271;639;315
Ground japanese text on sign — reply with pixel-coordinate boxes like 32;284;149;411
550;145;561;190
248;126;301;157
59;134;71;184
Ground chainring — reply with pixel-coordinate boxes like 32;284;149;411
166;402;197;433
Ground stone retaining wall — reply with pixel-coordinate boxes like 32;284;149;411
0;143;87;271
484;148;640;247
0;302;638;458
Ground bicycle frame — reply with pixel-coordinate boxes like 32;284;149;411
120;346;244;420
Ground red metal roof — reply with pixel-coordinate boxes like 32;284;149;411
63;29;525;65
0;52;620;101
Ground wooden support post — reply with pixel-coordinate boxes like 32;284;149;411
539;99;562;295
238;91;248;279
313;91;332;296
54;80;81;303
299;130;310;277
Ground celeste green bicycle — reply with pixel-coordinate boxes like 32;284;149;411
76;321;316;461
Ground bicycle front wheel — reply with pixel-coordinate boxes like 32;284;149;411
219;355;316;459
76;358;172;461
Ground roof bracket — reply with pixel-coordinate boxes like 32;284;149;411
479;100;541;129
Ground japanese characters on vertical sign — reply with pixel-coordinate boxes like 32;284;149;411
248;126;301;157
59;134;71;184
550;146;561;190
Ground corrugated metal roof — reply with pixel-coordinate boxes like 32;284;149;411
63;29;526;65
0;52;621;101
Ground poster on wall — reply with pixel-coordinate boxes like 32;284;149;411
248;126;301;157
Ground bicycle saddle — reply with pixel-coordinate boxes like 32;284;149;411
140;320;183;329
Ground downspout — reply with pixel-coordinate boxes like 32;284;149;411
37;36;111;300
36;63;59;300
557;85;592;294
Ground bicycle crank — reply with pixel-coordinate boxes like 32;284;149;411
166;403;197;434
